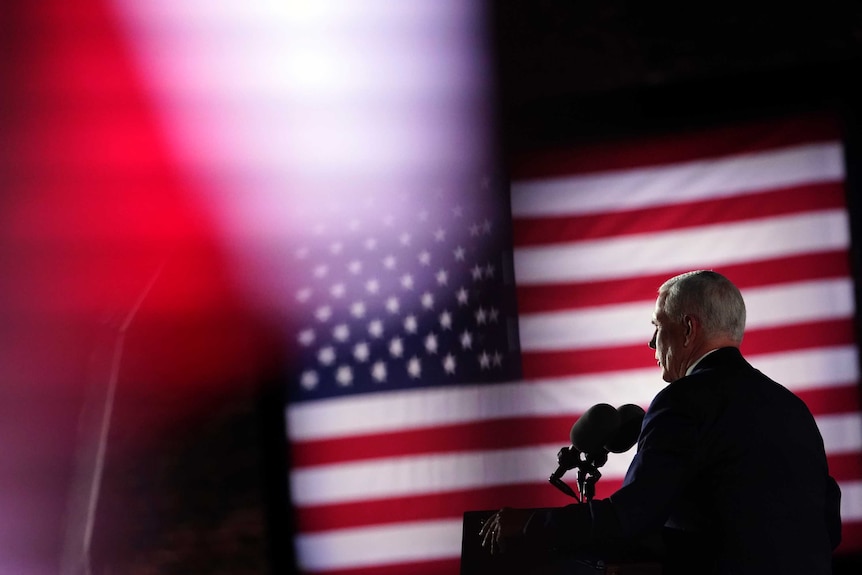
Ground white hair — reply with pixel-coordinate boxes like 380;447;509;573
659;270;746;343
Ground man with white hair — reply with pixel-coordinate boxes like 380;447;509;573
481;270;842;574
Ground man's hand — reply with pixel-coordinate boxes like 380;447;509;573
478;507;534;554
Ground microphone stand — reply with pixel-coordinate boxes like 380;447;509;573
549;448;608;503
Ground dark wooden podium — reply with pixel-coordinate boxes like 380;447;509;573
460;510;663;575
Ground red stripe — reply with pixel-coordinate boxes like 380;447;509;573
513;183;845;246
837;522;862;553
796;386;861;416
516;250;851;314
295;481;586;533
828;453;862;483
290;415;578;468
522;319;856;380
510;114;840;178
301;558;459;575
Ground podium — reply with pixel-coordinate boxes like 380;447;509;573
460;510;663;575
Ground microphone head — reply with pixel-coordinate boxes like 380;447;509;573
604;403;645;453
569;403;620;454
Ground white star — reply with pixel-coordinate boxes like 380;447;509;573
335;366;353;386
424;333;438;354
434;228;446;242
329;241;344;255
300;370;318;389
470;223;481;236
404;315;418;333
479;351;491;369
471;265;483;280
332;324;350;342
330;283;346;298
318;346;336;366
418;251;431;266
350;301;366;318
443;354;456;374
439;310;452;330
482;219;492;234
353;342;370;362
489;307;500;323
315;305;332;322
389;337;404;358
456;288;469;305
364;238;378;251
313;264;328;278
421;292;434;309
383;255;397;270
371;361;387;382
452;205;464;218
485;263;495;279
297;329;315;346
418;209;429;222
383;214;395;227
368;319;384;338
385;297;400;314
436;269;448;285
460;330;473;350
493;351;503;367
475;307;487;325
347;260;362;275
400;274;414;290
399;232;411;246
453;246;465;261
407;356;422;378
365;279;380;294
295;287;312;303
295;246;310;260
348;218;361;231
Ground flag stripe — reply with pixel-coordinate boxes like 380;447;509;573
510;142;843;219
514;182;846;246
514;210;849;286
522;320;856;379
520;278;854;353
516;250;850;314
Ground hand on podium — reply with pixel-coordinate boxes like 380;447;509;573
478;507;535;554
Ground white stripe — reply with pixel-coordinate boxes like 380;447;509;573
295;479;862;571
819;412;862;454
511;142;844;217
839;480;862;522
747;347;859;392
291;442;570;506
296;518;463;571
287;347;856;442
513;210;850;285
291;413;861;506
519;278;854;352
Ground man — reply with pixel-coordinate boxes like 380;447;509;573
481;270;842;574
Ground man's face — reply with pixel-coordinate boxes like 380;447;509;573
649;294;688;382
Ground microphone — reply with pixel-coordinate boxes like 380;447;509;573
569;403;621;455
604;403;645;453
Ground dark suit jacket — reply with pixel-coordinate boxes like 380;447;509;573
531;347;841;574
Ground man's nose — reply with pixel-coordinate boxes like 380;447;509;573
649;332;656;349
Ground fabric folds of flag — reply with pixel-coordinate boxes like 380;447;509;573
285;114;862;574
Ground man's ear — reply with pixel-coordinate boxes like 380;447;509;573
684;315;694;346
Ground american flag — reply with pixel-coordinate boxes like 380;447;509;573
286;114;862;573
